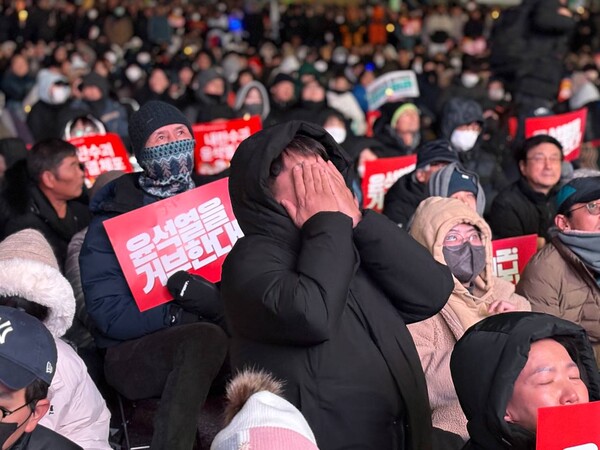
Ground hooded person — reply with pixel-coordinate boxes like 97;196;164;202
440;97;483;154
450;312;600;450
384;139;459;228
220;120;458;450
27;69;74;141
0;229;112;449
408;197;531;439
79;100;228;450
191;67;235;123
428;162;486;217
233;80;271;122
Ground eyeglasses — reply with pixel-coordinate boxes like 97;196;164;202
443;231;484;246
0;402;30;421
568;201;600;216
526;155;562;165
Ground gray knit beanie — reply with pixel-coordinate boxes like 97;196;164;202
128;101;194;160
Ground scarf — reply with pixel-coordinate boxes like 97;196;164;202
138;138;196;199
558;230;600;276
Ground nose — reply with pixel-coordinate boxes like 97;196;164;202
560;383;580;405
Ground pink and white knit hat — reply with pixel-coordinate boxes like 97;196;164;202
210;370;319;450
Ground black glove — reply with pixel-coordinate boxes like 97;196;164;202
166;271;224;322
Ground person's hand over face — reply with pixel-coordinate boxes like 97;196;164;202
280;161;340;228
325;160;362;228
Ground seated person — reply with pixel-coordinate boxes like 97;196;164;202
408;197;530;439
517;175;600;366
429;162;486;216
451;311;600;449
0;305;82;449
0;228;111;449
384;139;459;228
489;135;563;247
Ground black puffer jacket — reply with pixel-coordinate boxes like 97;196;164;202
451;312;600;450
221;120;454;450
383;171;427;229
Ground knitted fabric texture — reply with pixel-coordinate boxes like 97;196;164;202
137;138;195;199
0;228;59;270
128;100;193;160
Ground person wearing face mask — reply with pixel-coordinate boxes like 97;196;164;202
233;81;271;122
408;196;530;440
190;67;234;123
438;57;488;109
0;306;82;450
79;101;228;450
516;176;600;367
27;69;74;142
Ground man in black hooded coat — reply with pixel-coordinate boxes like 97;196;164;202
451;312;600;450
221;120;456;450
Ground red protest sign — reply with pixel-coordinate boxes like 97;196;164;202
524;109;587;162
361;155;417;212
491;234;537;285
103;177;243;312
68;133;133;188
192;116;262;175
537;401;600;450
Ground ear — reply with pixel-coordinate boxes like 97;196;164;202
518;160;526;177
40;170;56;190
504;412;515;423
555;214;570;231
23;399;50;433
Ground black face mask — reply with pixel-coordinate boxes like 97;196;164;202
443;242;486;285
0;422;18;447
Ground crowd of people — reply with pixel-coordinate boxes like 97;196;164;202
0;0;600;449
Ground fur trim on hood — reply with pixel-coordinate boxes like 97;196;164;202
0;258;75;338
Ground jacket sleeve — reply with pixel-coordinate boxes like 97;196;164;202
221;212;358;345
488;194;525;239
352;210;453;323
382;180;411;228
516;252;562;316
531;0;575;34
80;214;170;342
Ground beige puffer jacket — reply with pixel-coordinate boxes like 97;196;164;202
517;236;600;366
408;197;530;439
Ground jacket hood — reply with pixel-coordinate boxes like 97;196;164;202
228;120;353;245
233;80;271;120
193;67;229;104
441;97;483;139
0;229;75;338
410;196;494;290
428;162;486;216
37;69;68;104
451;312;600;450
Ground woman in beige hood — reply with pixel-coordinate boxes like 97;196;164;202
408;197;531;440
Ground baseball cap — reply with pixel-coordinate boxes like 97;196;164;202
416;139;460;169
556;176;600;215
0;306;57;390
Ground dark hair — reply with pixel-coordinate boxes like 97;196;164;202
0;295;50;323
25;378;49;411
27;138;78;182
516;135;563;163
268;135;329;181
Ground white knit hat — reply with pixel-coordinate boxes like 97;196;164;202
0;229;75;338
211;371;319;450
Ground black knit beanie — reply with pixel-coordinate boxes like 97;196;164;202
128;100;194;159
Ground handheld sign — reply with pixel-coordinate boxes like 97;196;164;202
361;155;417;212
491;234;537;285
366;71;420;111
103;177;243;312
192;116;262;175
537;401;600;450
524;109;587;162
68;132;133;188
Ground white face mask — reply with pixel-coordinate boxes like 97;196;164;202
451;129;480;152
488;88;504;102
50;85;71;104
324;126;347;144
126;65;144;83
461;73;480;88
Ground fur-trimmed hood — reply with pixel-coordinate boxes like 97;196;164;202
0;230;75;338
